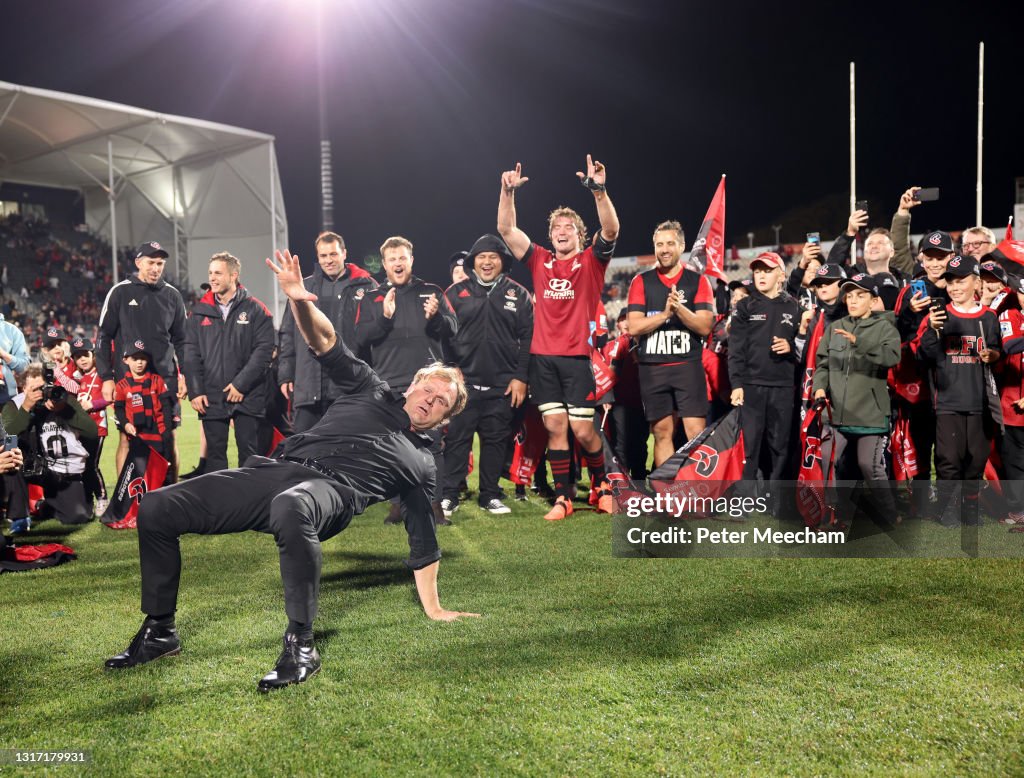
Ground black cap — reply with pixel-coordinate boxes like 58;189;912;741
448;251;468;274
135;241;169;260
942;255;980;279
123;339;151;358
809;263;847;285
839;272;880;297
920;231;954;255
980;261;1008;285
70;337;94;354
466;234;514;271
728;278;752;291
43;326;66;347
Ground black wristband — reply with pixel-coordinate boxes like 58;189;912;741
580;176;606;193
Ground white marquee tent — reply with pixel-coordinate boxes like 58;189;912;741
0;80;288;321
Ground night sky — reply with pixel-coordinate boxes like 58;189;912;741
1;0;1020;284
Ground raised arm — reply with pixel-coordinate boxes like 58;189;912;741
497;162;532;260
576;154;619;243
267;250;335;355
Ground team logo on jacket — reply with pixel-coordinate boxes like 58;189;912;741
545;278;574;300
505;289;517;300
781;313;794;327
354;289;365;300
237;312;249;324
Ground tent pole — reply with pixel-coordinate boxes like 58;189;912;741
270;141;280;326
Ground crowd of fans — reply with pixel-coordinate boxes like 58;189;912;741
2;171;1023;537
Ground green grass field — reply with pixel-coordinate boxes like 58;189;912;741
2;406;1023;776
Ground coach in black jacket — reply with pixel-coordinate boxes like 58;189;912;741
97;241;187;476
184;253;275;471
278;231;378;433
441;234;533;515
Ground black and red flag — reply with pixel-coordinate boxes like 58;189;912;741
685;175;728;283
796;401;835;528
102;438;169;530
648;408;744;496
508;404;547;486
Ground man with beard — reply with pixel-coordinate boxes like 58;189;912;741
441;235;532;517
626;220;715;468
279;231;377;434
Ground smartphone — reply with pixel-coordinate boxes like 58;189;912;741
855;199;869;214
913;187;940;202
806;232;821;245
3;435;17;451
910;279;927;298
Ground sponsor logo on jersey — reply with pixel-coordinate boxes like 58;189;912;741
544;278;574;301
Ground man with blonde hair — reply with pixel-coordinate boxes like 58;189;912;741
498;155;620;520
105;249;477;693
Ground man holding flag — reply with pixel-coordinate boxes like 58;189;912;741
627;220;716;467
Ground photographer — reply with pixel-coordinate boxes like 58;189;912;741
1;363;98;525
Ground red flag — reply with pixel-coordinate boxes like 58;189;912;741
890;406;919;485
993;238;1024;268
1006;216;1014;242
102;438;170;529
686;175;728;282
590;348;616;400
649;408;744;495
508;404;547;485
796;402;835;528
265;426;286;457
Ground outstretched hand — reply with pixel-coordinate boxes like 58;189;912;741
501;162;529;194
267;250;317;302
576;153;606;186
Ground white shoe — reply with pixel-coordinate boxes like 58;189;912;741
439;498;459;519
95;498;110;517
482;498;511;515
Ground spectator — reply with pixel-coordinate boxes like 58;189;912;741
626;220;715;467
449;251;469;285
184;253;275;472
995;277;1024;529
497;156;620;521
0;312;29;405
441;235;533;517
278;231;377;434
960;225;997;260
2;363;98;525
728;252;800;505
812;274;902;522
70;337;109;516
96;242;187;477
113;341;176;474
603;310;648;479
917;256;1001;527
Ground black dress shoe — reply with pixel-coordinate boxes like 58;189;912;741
258;633;321;693
105;620;181;669
384;502;403;525
180;460;207;480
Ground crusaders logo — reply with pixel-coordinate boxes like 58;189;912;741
852;273;866;281
72;338;85;349
127;476;147;502
354;288;365;300
802;436;822;469
816;266;829;276
690;445;720;478
948;257;961;268
929;234;942;245
134;339;145;350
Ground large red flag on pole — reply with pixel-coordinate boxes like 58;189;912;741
686;175;727;282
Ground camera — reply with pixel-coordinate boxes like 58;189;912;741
41;366;66;404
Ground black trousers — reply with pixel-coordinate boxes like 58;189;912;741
443;391;514;503
608;402;648;480
202;413;262;472
138;458;357;624
1001;425;1024;514
82;436;107;501
36;475;91;524
740;385;795;483
934;413;990;523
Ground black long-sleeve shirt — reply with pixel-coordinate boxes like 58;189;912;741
917;304;1001;414
279;337;440;570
